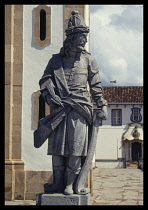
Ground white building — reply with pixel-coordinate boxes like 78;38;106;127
95;86;143;168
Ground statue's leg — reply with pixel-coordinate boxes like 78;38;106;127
64;156;81;195
44;155;66;193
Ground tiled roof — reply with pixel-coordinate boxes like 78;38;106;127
103;86;143;104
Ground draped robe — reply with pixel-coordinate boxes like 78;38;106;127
34;52;107;157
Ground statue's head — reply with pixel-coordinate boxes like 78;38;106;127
60;11;90;57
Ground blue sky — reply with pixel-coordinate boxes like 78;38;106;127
90;5;143;86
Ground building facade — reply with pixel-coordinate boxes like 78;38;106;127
95;86;143;168
5;5;143;201
5;4;90;201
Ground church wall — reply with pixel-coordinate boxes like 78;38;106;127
6;3;143;200
5;5;26;200
21;4;91;200
22;5;64;171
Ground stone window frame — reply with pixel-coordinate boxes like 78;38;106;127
33;5;51;47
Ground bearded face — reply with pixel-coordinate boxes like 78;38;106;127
70;32;88;52
60;32;88;57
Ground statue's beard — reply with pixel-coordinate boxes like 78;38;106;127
77;45;85;51
62;40;86;57
70;44;85;53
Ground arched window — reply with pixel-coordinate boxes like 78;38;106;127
33;5;51;46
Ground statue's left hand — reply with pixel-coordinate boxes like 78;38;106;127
101;106;108;120
96;106;108;120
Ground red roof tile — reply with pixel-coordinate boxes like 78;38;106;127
103;86;143;104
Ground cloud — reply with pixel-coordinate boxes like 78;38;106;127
111;5;143;32
90;5;143;86
90;5;124;27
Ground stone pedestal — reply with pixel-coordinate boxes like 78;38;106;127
36;193;91;205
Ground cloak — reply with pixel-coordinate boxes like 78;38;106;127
34;53;107;156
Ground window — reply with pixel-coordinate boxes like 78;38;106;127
39;95;45;120
40;9;46;41
130;108;142;122
33;5;51;46
112;109;122;126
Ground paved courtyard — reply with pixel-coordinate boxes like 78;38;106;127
91;168;143;205
5;168;143;206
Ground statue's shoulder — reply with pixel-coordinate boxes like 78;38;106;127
51;53;61;60
83;52;95;60
51;53;62;69
52;53;60;57
83;53;98;69
50;53;61;63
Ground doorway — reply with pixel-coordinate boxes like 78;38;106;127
132;142;142;161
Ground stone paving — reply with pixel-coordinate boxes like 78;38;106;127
5;200;36;206
91;168;143;205
5;168;143;206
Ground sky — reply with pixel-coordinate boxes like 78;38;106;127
90;5;143;86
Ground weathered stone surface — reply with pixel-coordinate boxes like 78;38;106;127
34;9;107;196
118;200;138;205
36;193;90;205
5;168;143;206
91;168;143;206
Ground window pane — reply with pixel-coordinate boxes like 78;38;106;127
117;110;120;117
112;110;116;118
113;117;116;124
112;110;121;125
134;109;138;116
117;117;120;124
134;115;139;121
133;109;139;121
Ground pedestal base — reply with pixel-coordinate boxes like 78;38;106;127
36;193;90;205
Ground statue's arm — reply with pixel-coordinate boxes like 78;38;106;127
88;56;108;119
39;58;62;106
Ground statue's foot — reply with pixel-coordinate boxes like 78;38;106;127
77;188;90;195
64;186;73;195
44;183;64;193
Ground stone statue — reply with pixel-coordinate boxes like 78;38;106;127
34;10;108;195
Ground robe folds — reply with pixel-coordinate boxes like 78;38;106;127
34;53;107;157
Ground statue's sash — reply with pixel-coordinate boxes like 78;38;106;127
52;54;70;98
34;54;92;148
52;54;92;124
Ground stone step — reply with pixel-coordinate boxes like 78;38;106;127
126;161;138;168
127;166;138;169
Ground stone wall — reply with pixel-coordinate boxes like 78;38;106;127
5;5;25;200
